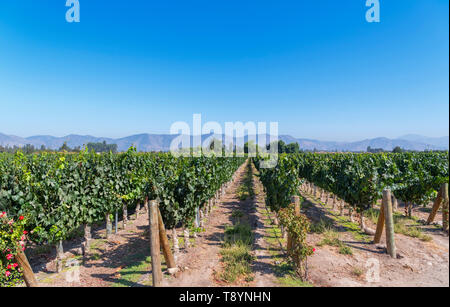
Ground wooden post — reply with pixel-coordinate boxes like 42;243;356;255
83;224;91;255
56;240;64;273
392;195;398;211
157;207;176;269
172;228;179;262
292;195;300;216
105;212;112;239
383;190;396;258
15;250;38;287
135;202;141;219
114;210;118;234
148;200;162;287
144;196;149;213
183;226;190;249
287;196;301;253
427;185;444;225
442;183;449;234
373;202;385;244
339;200;345;215
199;207;204;228
122;203;128;229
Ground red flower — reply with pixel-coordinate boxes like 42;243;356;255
7;264;12;270
313;248;316;253
5;271;11;278
23;231;28;235
19;216;24;221
6;254;13;260
13;263;18;268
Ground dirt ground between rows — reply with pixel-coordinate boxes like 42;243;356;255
302;191;449;287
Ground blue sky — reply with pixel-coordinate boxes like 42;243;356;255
0;0;448;141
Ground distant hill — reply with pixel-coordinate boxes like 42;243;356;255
0;132;448;152
397;134;449;149
279;135;448;151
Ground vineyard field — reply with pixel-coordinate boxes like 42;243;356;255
0;150;448;287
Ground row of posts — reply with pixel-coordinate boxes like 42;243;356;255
302;181;449;258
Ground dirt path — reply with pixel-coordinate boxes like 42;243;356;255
162;164;248;287
248;165;280;287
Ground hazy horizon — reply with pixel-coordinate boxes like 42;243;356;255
1;131;448;144
1;1;448;140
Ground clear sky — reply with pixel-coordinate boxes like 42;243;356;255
0;0;448;141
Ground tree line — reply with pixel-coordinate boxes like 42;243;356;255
0;141;118;154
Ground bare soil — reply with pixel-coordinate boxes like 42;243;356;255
302;191;449;287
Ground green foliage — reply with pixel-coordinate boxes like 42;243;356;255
293;152;448;213
392;146;403;153
86;141;118;153
255;154;301;212
391;152;449;206
278;204;314;280
0;149;245;286
266;140;301;154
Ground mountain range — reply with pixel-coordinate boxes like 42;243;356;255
0;132;448;152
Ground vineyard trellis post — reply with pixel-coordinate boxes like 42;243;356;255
115;210;118;234
292;195;301;215
442;183;449;235
374;190;397;257
15;250;38;287
56;240;64;273
172;228;179;262
383;190;396;258
426;184;444;225
105;212;112;238
135;202;141;219
374;201;385;244
83;224;91;255
14;251;39;287
122;204;128;229
157;206;177;271
392;195;398;211
148;200;162;287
